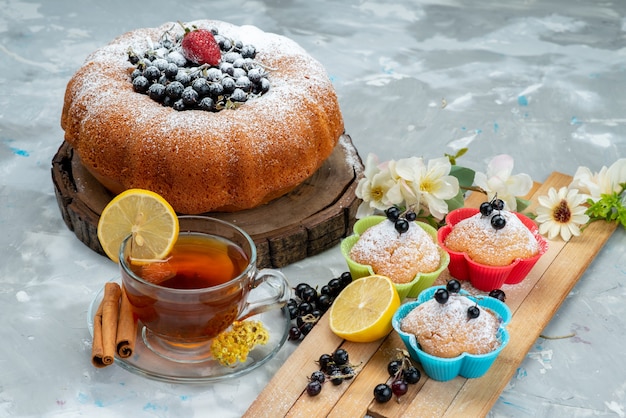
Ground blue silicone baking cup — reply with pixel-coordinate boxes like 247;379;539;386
392;286;511;381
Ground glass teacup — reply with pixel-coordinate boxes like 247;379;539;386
119;215;290;363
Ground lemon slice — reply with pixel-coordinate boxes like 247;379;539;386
97;189;179;263
329;275;401;343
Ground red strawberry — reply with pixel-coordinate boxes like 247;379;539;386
181;28;221;66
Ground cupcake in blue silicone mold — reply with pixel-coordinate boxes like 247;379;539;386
392;285;511;382
341;215;449;301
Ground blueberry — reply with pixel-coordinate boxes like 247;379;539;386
166;81;185;100
148;83;166;102
143;65;161;82
223;52;241;63
241;44;256;59
192;78;211;96
306;380;322;396
405;211;417;222
220;62;235;76
175;71;191;86
163;62;178;78
232;58;246;69
206;67;222;82
221;77;236;93
132;75;150;93
152;58;169;71
208;82;224;97
230;88;247;102
131;68;142;80
181;86;199;106
172;99;185;111
198;97;215;111
247;68;263;83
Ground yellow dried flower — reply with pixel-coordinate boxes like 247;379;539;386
210;320;270;366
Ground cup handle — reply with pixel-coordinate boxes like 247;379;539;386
238;269;290;320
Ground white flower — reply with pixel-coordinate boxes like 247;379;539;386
355;154;398;218
414;156;459;220
386;157;423;208
536;187;590;241
474;154;533;210
570;158;626;201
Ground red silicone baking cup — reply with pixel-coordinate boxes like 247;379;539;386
437;208;549;291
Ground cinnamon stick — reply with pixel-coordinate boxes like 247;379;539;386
91;282;121;368
116;287;137;358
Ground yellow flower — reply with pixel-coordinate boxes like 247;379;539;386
210;321;269;366
536;187;590;241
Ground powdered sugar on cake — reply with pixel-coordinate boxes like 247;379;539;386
349;220;441;284
444;211;539;266
400;294;501;358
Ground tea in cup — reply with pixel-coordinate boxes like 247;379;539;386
119;216;290;363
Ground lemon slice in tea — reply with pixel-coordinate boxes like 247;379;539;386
97;189;179;263
329;274;401;343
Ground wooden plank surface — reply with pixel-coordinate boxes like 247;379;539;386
243;172;618;418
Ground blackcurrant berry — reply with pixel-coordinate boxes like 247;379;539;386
373;383;393;403
288;326;301;341
403;366;421;384
488;289;506;302
339;271;352;288
306;380;322;396
300;286;318;303
297;302;313;316
405;211;417;221
295;283;312;299
467;305;480;319
310;370;326;383
479;201;493;216
394;218;410;234
385;207;401;222
320;284;332;296
318;353;333;372
287;304;298;320
391;379;409;397
328;278;343;296
317;294;333;312
446;279;461;293
491;214;506;230
330;370;344;385
341;365;355;380
333;348;349;366
300;322;315;336
387;360;403;377
434;288;449;304
492;198;505;211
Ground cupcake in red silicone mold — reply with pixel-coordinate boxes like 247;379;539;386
437;202;548;291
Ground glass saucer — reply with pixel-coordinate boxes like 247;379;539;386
87;280;291;384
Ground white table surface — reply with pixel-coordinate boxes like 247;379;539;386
1;0;625;417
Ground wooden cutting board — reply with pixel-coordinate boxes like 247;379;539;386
51;135;363;268
244;171;618;417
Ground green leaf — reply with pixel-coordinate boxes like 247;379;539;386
449;165;475;189
446;189;466;212
516;197;531;213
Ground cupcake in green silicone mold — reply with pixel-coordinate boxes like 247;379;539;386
341;215;449;301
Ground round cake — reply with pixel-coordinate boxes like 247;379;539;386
400;293;501;358
349;220;441;284
443;210;539;266
61;20;344;214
